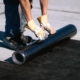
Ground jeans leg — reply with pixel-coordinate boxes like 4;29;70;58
3;0;20;37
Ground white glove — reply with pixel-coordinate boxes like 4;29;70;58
37;15;56;35
24;20;48;40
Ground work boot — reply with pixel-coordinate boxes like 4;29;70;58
24;20;48;41
15;32;32;44
3;36;24;50
37;15;56;35
3;33;33;50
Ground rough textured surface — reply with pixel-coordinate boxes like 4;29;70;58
0;39;80;80
0;0;80;79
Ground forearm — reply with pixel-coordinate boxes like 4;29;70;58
19;0;32;22
40;0;48;15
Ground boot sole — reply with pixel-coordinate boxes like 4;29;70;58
3;39;16;50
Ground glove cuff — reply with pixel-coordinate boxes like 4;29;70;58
26;20;38;31
37;15;48;24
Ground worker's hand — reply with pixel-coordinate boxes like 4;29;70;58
24;20;48;40
37;15;56;35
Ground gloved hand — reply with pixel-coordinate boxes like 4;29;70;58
37;15;56;35
24;20;48;40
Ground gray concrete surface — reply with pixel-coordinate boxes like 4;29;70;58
0;0;80;63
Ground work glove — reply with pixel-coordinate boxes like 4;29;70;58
37;15;56;35
24;20;48;40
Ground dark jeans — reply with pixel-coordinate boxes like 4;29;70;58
3;0;21;37
3;0;33;37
